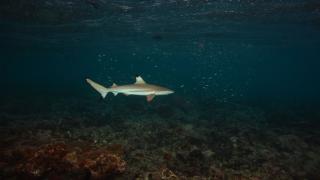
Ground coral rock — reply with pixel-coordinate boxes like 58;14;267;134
8;143;126;178
80;152;126;178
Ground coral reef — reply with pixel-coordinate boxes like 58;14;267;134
1;97;320;179
0;142;126;179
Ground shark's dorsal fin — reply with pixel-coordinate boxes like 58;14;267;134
135;76;146;84
112;83;117;87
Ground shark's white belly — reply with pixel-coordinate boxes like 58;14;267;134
113;89;155;96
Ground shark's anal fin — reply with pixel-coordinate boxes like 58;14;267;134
147;94;155;102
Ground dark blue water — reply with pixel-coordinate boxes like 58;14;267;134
1;1;320;179
1;1;320;102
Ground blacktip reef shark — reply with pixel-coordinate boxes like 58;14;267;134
86;76;174;102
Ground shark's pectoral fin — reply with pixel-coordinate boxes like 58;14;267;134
112;92;118;96
147;94;155;102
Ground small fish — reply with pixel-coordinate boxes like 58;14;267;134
86;76;174;102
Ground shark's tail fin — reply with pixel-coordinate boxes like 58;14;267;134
86;78;109;99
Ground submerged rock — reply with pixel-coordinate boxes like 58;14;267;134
2;143;126;179
1;97;320;179
277;134;308;152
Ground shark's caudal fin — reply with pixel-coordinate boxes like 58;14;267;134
86;78;109;99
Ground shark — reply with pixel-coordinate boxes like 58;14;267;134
86;76;174;102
